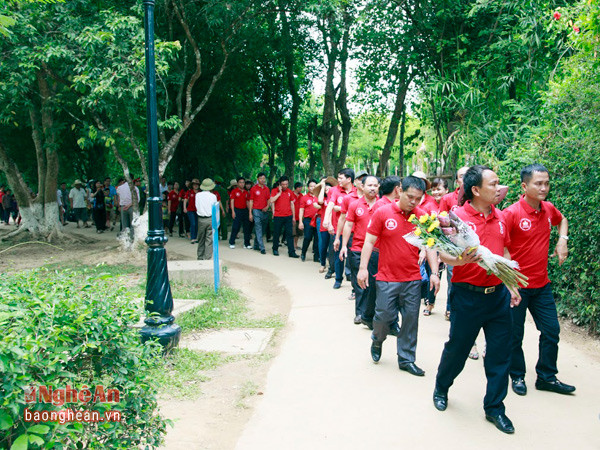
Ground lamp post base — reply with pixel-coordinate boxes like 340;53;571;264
140;322;181;353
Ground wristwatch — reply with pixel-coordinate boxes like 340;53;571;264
559;235;569;240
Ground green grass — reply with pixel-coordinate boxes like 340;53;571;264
41;261;142;277
150;348;228;400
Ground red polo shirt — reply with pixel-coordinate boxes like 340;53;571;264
503;196;563;288
271;188;294;217
367;203;425;282
293;192;303;220
439;189;460;213
451;202;511;287
318;198;329;231
328;185;357;233
168;190;179;212
341;191;360;215
420;193;440;215
300;194;319;219
373;195;393;213
346;196;378;252
250;184;270;210
230;188;248;210
186;189;197;212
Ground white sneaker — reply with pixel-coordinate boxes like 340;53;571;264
229;244;235;249
244;245;252;249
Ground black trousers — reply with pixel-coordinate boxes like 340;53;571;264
300;217;318;258
229;207;251;246
272;215;295;255
349;250;378;320
435;284;512;416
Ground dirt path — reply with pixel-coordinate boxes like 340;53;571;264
3;227;599;448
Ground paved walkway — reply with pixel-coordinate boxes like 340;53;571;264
73;227;600;449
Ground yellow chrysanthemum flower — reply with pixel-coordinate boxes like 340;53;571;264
414;228;422;236
408;214;416;222
427;220;440;232
419;214;429;224
439;211;448;217
430;211;437;219
427;237;435;247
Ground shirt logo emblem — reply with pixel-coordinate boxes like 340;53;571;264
466;221;477;232
236;192;240;197
548;218;552;230
499;221;505;235
450;205;459;212
307;200;312;205
519;218;532;231
337;197;343;204
356;207;365;217
385;219;398;230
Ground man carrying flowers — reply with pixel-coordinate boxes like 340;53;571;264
431;165;521;434
357;176;440;377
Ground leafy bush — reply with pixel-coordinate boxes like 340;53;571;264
0;268;168;449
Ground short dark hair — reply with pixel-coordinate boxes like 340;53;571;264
462;165;491;204
432;177;448;189
117;177;125;184
363;175;379;185
236;176;245;182
104;177;111;182
338;168;355;183
380;176;401;195
401;176;426;193
257;172;266;178
520;163;549;183
308;179;318;185
279;175;289;183
294;182;303;189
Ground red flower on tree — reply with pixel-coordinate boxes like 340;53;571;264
573;26;580;33
553;11;561;20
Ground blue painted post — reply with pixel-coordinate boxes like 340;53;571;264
212;202;220;293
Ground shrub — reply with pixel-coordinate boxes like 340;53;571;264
0;268;168;449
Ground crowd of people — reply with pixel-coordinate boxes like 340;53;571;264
195;163;574;435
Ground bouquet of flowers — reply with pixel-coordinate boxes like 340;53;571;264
403;211;528;292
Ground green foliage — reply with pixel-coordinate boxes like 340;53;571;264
0;268;168;449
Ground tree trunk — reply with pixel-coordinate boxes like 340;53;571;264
334;7;352;173
307;116;317;180
278;0;300;180
377;70;411;177
398;104;407;177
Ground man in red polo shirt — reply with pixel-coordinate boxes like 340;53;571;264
439;166;469;213
167;181;180;237
503;163;574;397
433;165;521;435
269;176;299;258
249;172;271;254
229;177;251;249
292;182;304;250
323;168;356;288
358;176;440;377
341;175;380;325
298;179;320;262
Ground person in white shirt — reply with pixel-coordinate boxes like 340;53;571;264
69;180;89;228
195;178;219;260
115;178;140;241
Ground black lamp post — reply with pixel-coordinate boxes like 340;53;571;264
140;0;181;351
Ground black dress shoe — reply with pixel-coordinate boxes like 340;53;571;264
371;342;382;363
289;253;299;258
485;413;515;434
301;253;306;261
433;389;448;411
389;323;401;337
361;318;373;330
535;379;576;395
353;315;362;325
260;249;266;254
273;250;279;256
324;272;334;279
511;378;527;396
398;362;425;376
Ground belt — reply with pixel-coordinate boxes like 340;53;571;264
198;215;211;218
453;282;501;294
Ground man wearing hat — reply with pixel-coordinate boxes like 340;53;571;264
69;180;89;228
185;179;200;243
195;178;219;260
213;176;229;240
